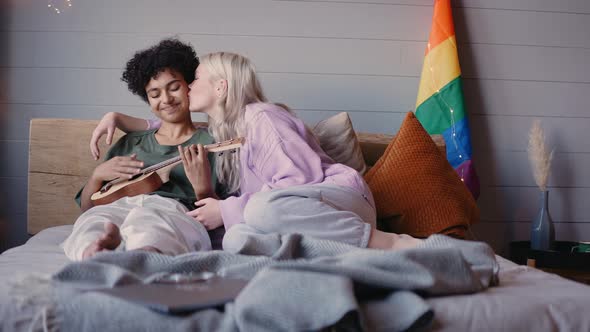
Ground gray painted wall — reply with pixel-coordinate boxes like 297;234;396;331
1;0;589;255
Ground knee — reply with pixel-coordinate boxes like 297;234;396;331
243;192;274;227
222;224;251;254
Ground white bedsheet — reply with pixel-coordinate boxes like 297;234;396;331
1;226;589;331
427;255;590;331
0;226;71;332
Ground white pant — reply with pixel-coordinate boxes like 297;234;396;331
223;184;375;253
62;195;211;261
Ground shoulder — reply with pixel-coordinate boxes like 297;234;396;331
110;130;155;147
190;127;215;144
243;103;307;145
244;102;292;124
243;103;300;138
123;129;157;139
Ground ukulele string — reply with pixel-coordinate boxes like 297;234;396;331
142;156;182;173
100;139;241;191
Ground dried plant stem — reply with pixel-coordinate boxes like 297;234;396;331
527;119;554;191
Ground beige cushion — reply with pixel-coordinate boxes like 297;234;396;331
313;112;367;174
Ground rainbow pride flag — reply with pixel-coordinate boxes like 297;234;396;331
415;0;479;199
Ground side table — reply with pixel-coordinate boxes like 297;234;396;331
509;241;590;285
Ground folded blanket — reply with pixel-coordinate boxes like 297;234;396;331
44;234;498;332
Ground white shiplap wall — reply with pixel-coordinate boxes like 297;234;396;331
1;0;589;254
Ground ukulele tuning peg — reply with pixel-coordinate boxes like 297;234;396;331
230;149;236;154
218;152;224;156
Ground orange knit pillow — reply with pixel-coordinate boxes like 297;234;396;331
364;112;479;238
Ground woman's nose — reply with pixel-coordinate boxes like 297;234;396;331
162;91;172;103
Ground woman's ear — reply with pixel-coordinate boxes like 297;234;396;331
216;79;228;97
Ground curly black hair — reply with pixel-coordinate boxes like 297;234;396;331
121;38;199;103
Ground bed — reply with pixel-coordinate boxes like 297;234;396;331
1;118;589;331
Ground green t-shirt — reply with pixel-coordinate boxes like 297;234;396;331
76;128;217;210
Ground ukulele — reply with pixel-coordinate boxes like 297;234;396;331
90;138;244;206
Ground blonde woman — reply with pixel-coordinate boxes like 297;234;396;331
90;52;421;251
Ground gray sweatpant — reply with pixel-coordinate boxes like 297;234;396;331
222;184;375;253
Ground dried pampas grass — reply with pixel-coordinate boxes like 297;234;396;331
527;119;554;191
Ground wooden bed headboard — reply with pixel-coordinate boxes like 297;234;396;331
27;118;444;235
28;119;121;234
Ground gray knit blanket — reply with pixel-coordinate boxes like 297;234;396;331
45;234;498;332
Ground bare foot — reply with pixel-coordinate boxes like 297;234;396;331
391;233;423;250
368;229;423;250
135;246;163;254
82;222;122;259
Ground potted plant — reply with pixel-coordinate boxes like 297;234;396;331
527;119;555;251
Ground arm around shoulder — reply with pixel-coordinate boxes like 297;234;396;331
90;112;155;160
108;112;153;132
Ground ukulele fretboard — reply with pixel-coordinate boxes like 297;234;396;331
142;156;182;174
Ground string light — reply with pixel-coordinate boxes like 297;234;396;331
47;0;72;14
425;38;466;178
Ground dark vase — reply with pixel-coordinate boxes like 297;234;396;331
530;190;555;250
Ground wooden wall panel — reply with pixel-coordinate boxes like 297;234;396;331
0;141;28;178
278;0;590;14
463;79;590;118
477;151;590;188
0;104;148;141
0;213;26;252
478;187;590;223
0;178;27;216
4;32;590;82
471;116;590;153
458;0;590;13
3;0;432;40
5;0;590;47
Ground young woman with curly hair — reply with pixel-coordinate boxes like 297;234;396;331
62;39;217;260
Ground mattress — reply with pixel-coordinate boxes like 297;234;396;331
427;255;590;331
0;226;71;331
1;226;589;331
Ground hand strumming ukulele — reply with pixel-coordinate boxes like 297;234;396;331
90;138;244;206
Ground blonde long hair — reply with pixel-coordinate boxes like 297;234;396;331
200;52;268;195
